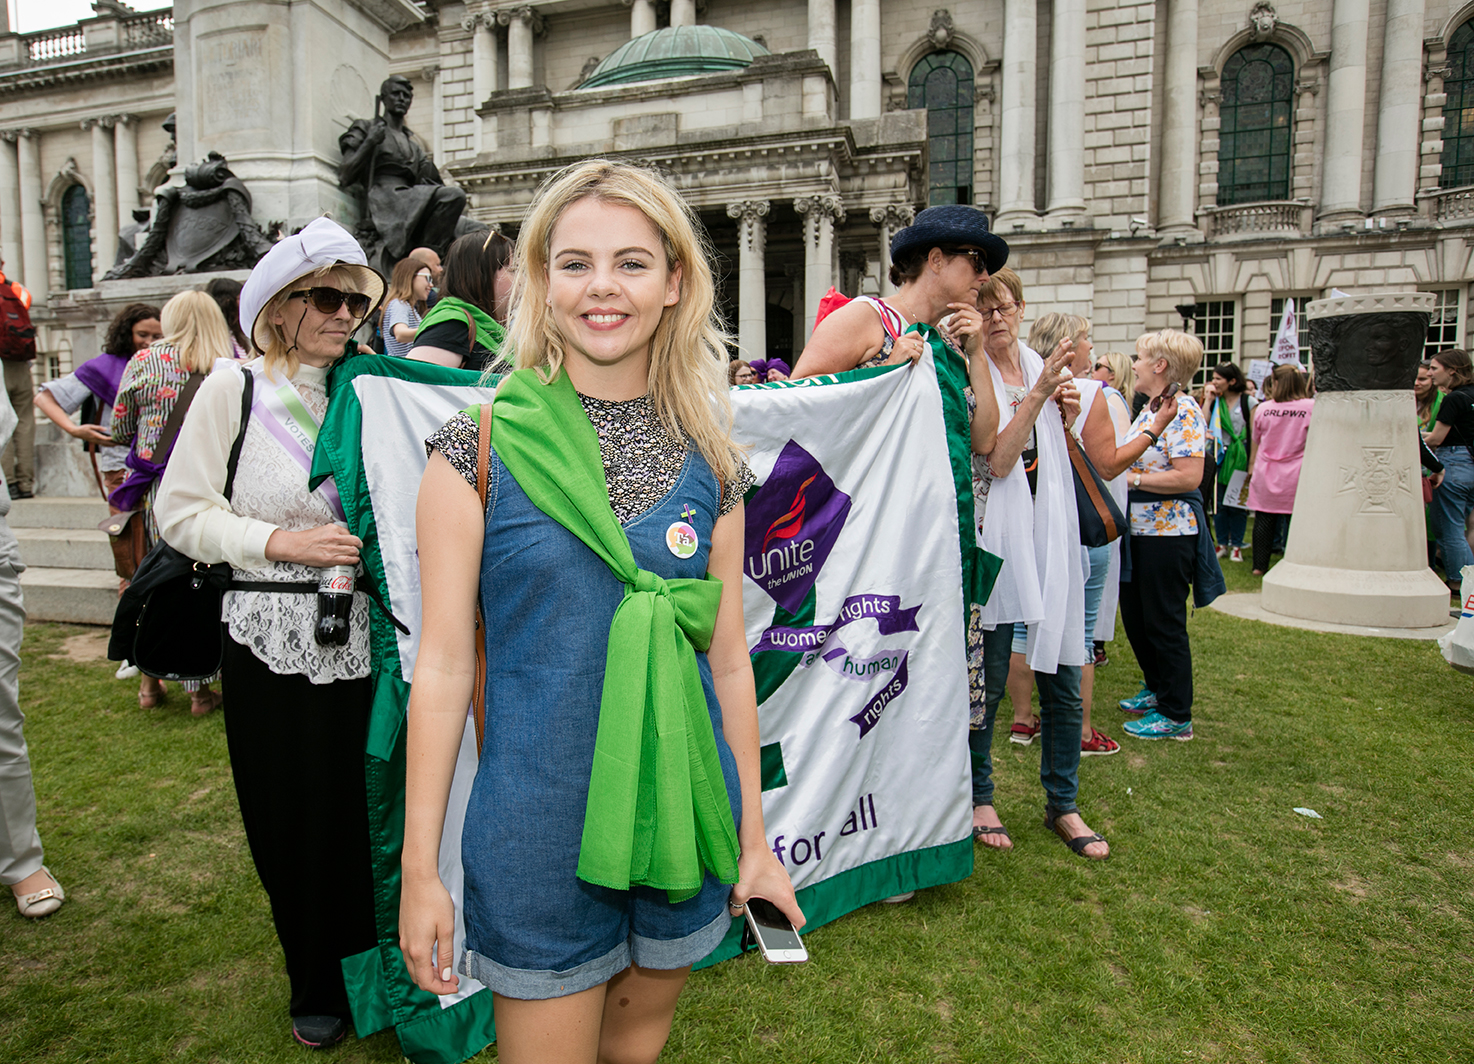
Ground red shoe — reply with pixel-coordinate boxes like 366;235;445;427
1009;717;1041;746
1081;728;1121;756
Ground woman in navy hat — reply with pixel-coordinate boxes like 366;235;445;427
792;204;1006;383
154;218;387;1050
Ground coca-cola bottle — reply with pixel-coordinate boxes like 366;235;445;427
315;564;355;647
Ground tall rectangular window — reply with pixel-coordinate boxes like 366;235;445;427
1217;44;1294;205
1193;300;1236;387
1268;297;1313;368
1425;289;1461;358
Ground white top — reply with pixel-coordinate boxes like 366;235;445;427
154;359;369;683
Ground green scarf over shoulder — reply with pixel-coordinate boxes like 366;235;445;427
416;295;506;356
483;368;741;902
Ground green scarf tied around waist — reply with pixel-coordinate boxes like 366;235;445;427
1217;394;1249;484
488;367;741;902
416;295;507;355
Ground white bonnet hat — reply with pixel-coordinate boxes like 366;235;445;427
239;217;386;354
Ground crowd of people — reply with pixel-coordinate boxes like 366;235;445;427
1;158;1470;1064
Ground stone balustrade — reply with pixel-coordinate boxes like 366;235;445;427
1196;200;1313;240
1417;185;1474;225
2;11;172;69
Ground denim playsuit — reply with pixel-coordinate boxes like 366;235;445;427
459;442;743;1000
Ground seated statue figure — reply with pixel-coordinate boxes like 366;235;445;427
339;76;469;276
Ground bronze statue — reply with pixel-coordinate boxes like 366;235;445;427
338;75;474;276
103;152;274;279
1307;311;1428;392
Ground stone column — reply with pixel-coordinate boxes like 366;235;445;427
468;13;498;105
1045;0;1086;224
1158;0;1199;237
499;7;542;90
87;117;118;270
1261;293;1450;628
795;194;844;340
623;0;655;38
1372;0;1425;215
995;0;1038;229
727;200;769;362
850;0;882;120
808;0;836;73
424;66;445;162
0;134;20;281
1319;0;1370;223
16;129;46;302
113;114;140;216
870;203;914;296
669;0;695;27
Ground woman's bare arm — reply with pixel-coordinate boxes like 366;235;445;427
408;345;466;369
792;299;888;379
1080;395;1175;480
706;502;804;930
400;451;485;995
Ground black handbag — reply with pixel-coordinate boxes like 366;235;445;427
108;372;254;680
1063;425;1126;548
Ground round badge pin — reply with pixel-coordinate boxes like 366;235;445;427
666;521;699;559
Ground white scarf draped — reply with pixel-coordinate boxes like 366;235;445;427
1074;379;1126;642
976;341;1086;672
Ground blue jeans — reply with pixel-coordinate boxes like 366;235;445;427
1432;445;1474;579
1214;479;1247;548
1082;543;1111;654
969;623;1084;813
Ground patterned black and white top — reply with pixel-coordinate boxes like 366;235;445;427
426;393;755;524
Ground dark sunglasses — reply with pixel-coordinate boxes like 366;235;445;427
942;247;989;274
288;287;372;318
1093;362;1109;371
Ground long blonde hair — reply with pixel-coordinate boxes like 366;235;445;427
1097;350;1134;397
259;265;366;379
159;290;233;373
505;160;737;483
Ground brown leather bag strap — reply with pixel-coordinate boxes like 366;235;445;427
1063;425;1118;542
153;371;207;459
472;404;491;758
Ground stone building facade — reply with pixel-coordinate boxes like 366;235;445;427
6;0;1474;385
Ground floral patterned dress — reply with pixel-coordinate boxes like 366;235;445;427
110;340;198;547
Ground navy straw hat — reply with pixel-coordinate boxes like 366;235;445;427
890;205;1009;274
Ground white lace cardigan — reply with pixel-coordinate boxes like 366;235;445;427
154;359;370;683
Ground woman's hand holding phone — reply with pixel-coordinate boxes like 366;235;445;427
728;845;806;933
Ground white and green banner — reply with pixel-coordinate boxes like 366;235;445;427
312;336;992;1063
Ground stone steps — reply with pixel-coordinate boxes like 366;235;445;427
7;498;120;625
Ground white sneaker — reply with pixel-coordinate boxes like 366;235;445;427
115;660;139;680
882;892;916;904
1215;545;1227;558
1229;547;1244;563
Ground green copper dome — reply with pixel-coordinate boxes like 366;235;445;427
580;26;770;89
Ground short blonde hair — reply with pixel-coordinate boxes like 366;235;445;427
506;159;737;483
159;290;234;374
258;265;366;379
1136;328;1203;387
1098;350;1134;396
1028;312;1089;359
977;266;1024;308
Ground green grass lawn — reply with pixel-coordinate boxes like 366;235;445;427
4;560;1472;1062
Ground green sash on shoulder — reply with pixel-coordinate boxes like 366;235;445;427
416;296;507;356
484;368;741;902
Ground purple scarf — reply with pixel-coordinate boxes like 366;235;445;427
72;351;129;409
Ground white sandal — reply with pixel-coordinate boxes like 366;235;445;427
15;867;64;919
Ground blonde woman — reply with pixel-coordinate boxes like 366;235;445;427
401;161;801;1064
154;219;386;1049
110;290;233;714
1092;350;1135;399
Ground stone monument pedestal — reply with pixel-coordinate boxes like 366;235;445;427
1261;292;1451;630
172;0;424;232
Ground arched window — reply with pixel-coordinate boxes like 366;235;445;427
1442;21;1474;188
1217;43;1294;205
61;184;92;290
908;51;974;206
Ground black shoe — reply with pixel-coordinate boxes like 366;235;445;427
1092;642;1108;667
7;486;31;499
292;1016;346;1050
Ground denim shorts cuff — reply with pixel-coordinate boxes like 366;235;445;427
630;908;731;970
461;941;631;1001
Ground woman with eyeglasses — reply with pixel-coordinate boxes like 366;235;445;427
729;359;757;386
381;255;434;357
409;230;515;372
968;268;1109;860
791;205;1005;381
154;218;386;1050
1091;350;1135;399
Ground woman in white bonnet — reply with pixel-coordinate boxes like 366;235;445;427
154;218;385;1050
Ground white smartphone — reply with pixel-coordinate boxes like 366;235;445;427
742;897;809;964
